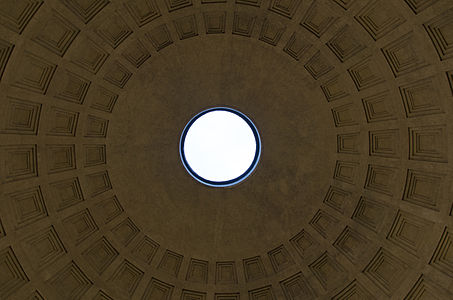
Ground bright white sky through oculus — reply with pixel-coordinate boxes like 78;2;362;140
183;110;257;182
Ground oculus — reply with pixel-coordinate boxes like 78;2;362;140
180;107;261;187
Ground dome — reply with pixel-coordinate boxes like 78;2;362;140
0;0;452;299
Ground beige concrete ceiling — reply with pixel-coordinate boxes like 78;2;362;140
0;0;453;299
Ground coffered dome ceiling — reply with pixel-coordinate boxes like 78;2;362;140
0;0;453;299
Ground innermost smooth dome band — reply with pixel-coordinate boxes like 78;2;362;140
180;107;261;187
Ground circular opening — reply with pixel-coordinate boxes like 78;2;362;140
180;107;261;187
